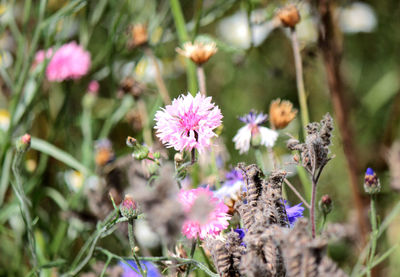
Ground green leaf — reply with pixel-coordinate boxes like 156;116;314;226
30;137;92;175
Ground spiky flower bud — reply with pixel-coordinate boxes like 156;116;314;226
277;4;301;28
16;133;31;152
364;168;381;194
120;194;137;219
319;194;333;215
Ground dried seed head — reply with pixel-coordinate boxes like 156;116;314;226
269;99;297;129
277;4;301;28
176;41;218;65
118;76;145;99
130;24;148;47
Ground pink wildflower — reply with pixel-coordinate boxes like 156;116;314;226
154;93;222;153
178;186;231;239
36;41;91;82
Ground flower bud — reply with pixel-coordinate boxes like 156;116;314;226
120;194;137;219
277;4;301;28
364;168;381;194
126;136;137;148
174;153;184;166
130;24;148;47
16;133;31;152
319;194;333;215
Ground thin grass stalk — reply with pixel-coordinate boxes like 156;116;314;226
290;28;310;137
367;195;378;277
284;178;310;209
144;47;171;105
255;148;266;173
185;239;198;277
169;0;198;93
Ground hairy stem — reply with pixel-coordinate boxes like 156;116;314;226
144;47;171;105
255;149;266;173
367;195;378;276
290;27;310;137
185;239;198;277
310;176;317;238
12;150;39;275
128;219;146;276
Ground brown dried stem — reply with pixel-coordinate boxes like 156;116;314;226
316;0;368;241
284;178;311;209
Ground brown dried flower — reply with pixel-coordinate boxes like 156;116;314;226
287;113;334;174
118;76;145;99
176;41;217;65
269;99;297;129
277;4;301;28
130;24;148;47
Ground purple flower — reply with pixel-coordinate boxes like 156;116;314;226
233;110;278;154
234;228;246;247
119;260;161;277
214;169;245;199
284;200;304;226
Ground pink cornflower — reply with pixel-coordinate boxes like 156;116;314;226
35;41;91;82
178;186;231;239
154;93;222;153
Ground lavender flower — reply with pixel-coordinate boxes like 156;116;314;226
119;260;161;277
214;169;246;199
284;200;304;226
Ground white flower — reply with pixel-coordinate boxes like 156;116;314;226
233;111;278;154
338;2;377;34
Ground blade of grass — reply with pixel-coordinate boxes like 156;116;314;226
30;137;92;176
169;0;197;93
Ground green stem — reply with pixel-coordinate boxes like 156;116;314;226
128;219;146;276
169;0;198;93
367;195;378;276
81;102;93;168
185;239;197;277
290;28;310;137
255;148;265;173
12;149;39;275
